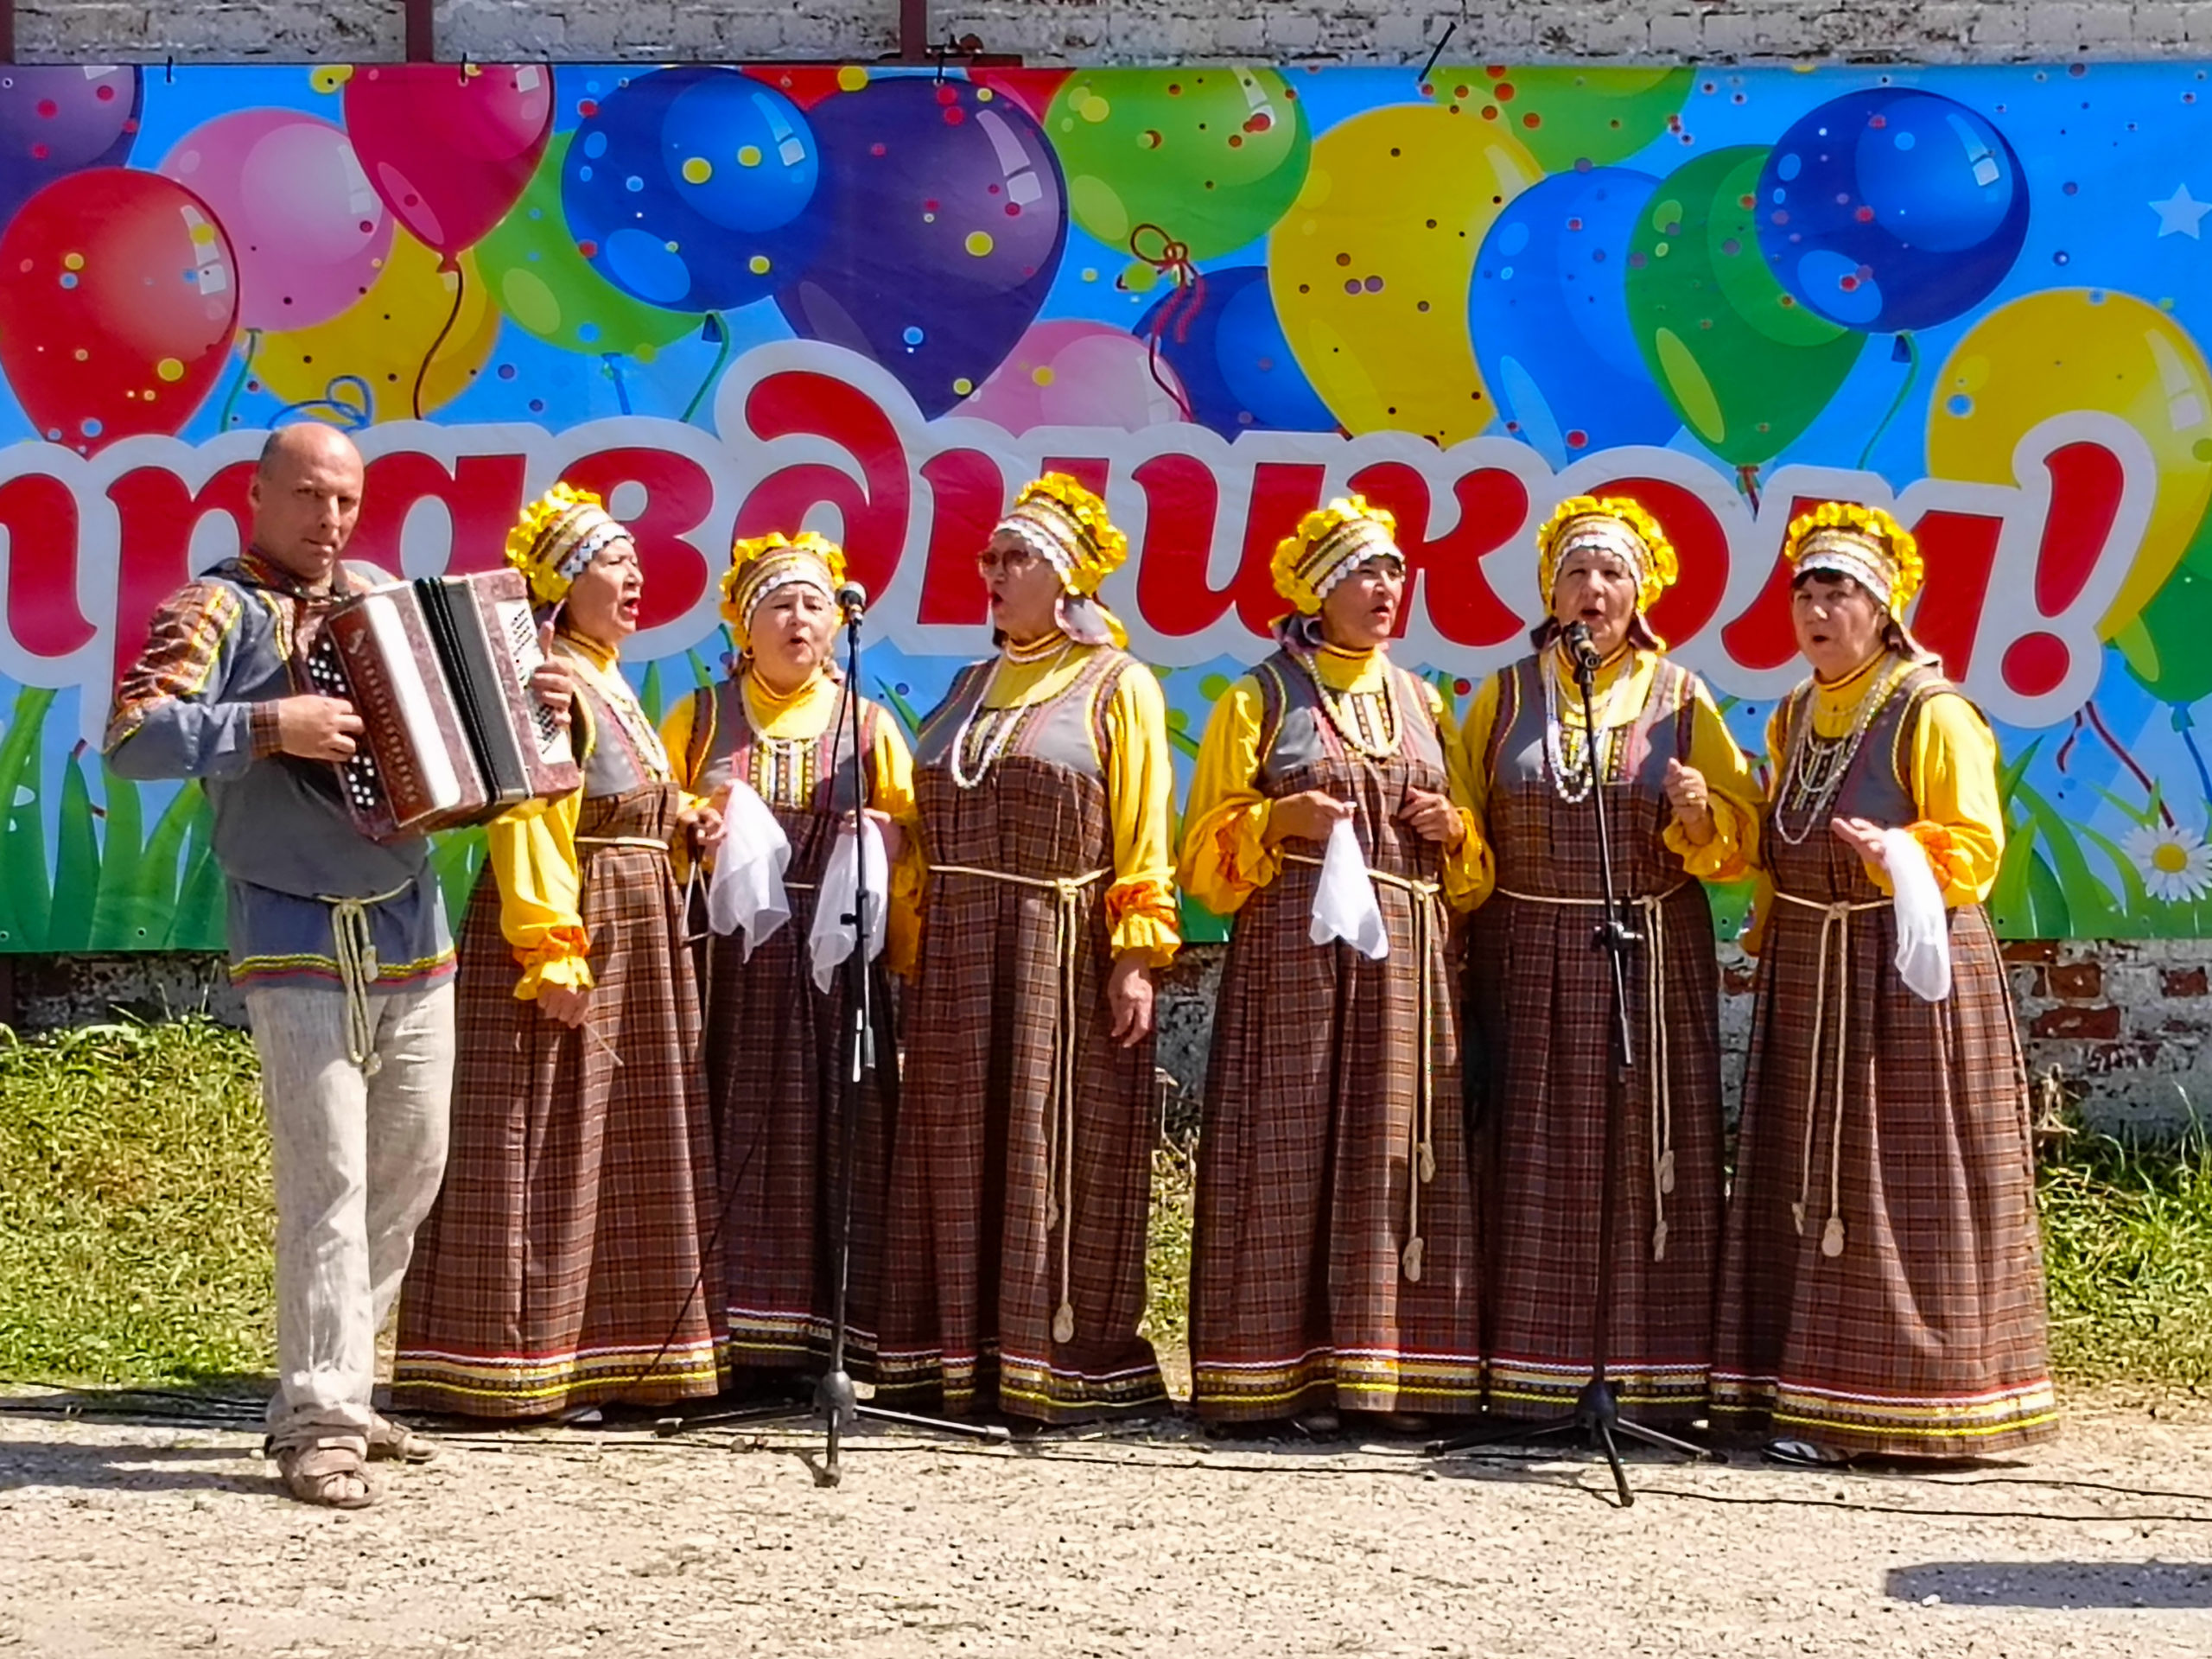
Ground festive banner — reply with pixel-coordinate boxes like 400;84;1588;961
0;58;2209;949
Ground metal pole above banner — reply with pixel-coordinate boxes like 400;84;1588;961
404;0;435;63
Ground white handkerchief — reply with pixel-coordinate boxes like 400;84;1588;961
1882;826;1952;1003
706;780;791;958
1309;817;1389;961
810;817;889;993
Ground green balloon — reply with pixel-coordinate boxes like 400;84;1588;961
476;131;701;360
1431;66;1692;172
1625;145;1865;467
1047;67;1310;264
2120;505;2212;704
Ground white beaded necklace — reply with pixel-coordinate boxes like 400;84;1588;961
1771;657;1910;846
1542;645;1632;804
948;637;1074;791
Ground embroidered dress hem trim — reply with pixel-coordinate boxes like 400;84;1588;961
726;1307;880;1364
1192;1352;1487;1421
871;1344;1169;1421
391;1336;728;1413
1710;1374;2060;1453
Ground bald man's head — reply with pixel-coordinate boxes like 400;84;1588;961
247;423;366;590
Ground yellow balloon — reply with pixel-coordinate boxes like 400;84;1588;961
1928;289;2212;638
1268;105;1541;447
254;232;501;423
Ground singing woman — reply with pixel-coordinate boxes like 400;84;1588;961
1459;496;1758;1426
1713;502;2056;1463
1178;497;1486;1433
659;531;919;1388
874;474;1179;1426
394;485;727;1419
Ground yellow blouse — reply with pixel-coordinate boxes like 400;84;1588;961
486;632;666;1001
658;666;924;976
1743;652;2005;950
1456;643;1761;910
940;632;1180;967
1177;642;1488;917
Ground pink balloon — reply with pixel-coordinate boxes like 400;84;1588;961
960;320;1189;435
344;63;552;260
158;109;392;332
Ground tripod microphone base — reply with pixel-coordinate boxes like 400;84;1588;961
1426;1378;1715;1508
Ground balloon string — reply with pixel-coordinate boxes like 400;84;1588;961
272;376;372;430
411;262;468;422
1734;464;1762;512
603;354;632;416
1129;223;1203;423
682;312;732;425
1855;328;1921;474
2056;709;2082;775
2083;696;2175;827
219;329;263;431
2174;706;2212;812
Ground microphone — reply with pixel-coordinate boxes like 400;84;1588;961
1562;620;1601;671
836;582;868;624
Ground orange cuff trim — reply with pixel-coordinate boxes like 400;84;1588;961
1104;880;1179;932
516;924;592;975
1904;819;1967;888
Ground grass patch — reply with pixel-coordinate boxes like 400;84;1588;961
2039;1128;2212;1393
4;1020;2211;1399
1141;1141;1194;1362
0;1019;272;1384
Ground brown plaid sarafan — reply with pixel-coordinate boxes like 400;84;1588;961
1188;652;1482;1422
687;687;897;1380
391;782;728;1418
872;652;1167;1425
1713;668;2057;1457
1465;654;1728;1424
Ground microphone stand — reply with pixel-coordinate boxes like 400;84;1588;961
1426;627;1713;1507
661;590;1009;1484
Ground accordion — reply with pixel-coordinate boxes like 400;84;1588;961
301;569;582;842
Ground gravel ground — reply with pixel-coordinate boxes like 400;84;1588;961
3;1389;2210;1658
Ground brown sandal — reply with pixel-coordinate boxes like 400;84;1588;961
366;1414;438;1464
276;1445;378;1509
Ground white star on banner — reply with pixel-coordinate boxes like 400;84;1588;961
2149;184;2212;238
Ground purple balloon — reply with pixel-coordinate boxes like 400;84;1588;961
0;66;142;227
776;78;1066;418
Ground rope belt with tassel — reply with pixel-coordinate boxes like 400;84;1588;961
932;863;1112;1346
1287;854;1444;1283
317;881;415;1076
1770;891;1888;1259
1497;882;1688;1262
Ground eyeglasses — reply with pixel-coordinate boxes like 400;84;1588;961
975;544;1042;578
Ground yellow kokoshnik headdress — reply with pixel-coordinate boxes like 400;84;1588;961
1271;495;1402;618
721;530;847;651
994;473;1129;648
1534;494;1678;652
1782;500;1923;615
505;483;632;608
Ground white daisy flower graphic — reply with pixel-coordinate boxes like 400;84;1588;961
2125;822;2212;904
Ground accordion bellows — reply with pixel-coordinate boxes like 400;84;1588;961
302;569;582;842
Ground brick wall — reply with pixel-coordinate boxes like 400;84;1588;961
18;1;2212;65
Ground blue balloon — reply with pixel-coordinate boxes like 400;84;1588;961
1754;90;2029;334
1137;265;1334;437
1469;167;1680;468
563;67;823;313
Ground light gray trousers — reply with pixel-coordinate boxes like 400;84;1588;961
244;982;455;1455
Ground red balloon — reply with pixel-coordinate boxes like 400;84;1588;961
343;62;552;261
0;168;238;452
